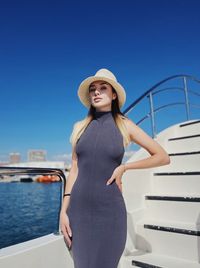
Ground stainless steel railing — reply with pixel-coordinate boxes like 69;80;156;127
122;74;200;138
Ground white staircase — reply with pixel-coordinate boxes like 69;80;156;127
120;119;200;268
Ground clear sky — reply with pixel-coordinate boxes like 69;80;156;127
0;0;200;164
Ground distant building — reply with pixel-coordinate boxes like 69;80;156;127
9;152;21;164
28;150;46;162
0;162;9;166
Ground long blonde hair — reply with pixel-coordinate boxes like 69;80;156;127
70;87;131;149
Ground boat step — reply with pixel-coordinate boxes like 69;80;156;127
168;150;200;156
144;223;200;236
121;252;200;268
145;194;200;202
165;135;200;153
145;198;200;223
168;134;200;141
152;173;200;195
167;119;200;137
153;171;200;176
136;219;200;262
155;154;200;172
179;120;200;127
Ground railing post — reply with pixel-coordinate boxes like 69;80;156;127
54;172;66;236
183;76;190;120
148;92;157;138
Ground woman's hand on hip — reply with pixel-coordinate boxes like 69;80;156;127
106;164;125;193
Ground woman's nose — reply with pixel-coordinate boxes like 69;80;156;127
94;89;101;95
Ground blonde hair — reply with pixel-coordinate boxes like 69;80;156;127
70;112;131;149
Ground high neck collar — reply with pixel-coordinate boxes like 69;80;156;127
94;110;113;120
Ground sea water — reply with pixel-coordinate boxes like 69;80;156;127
0;181;62;249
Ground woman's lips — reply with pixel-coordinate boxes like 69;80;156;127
94;98;102;102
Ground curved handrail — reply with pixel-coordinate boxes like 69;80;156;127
122;74;200;138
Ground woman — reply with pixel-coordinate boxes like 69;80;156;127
60;68;170;268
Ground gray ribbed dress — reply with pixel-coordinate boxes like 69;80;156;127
67;110;127;268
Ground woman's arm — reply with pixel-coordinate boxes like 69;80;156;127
60;145;78;214
123;118;170;171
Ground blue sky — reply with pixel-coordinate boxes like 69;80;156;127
0;0;200;164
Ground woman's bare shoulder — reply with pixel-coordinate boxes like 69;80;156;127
120;115;149;141
120;114;136;129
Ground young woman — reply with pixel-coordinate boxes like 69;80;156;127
59;68;170;268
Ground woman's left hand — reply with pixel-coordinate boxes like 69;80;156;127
106;164;125;193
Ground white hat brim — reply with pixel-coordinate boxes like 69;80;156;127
77;76;126;109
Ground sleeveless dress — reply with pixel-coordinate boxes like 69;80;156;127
67;110;127;268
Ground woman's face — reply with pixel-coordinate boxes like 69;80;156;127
88;80;117;111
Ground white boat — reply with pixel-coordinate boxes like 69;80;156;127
0;74;200;268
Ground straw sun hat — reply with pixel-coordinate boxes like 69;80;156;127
77;68;126;109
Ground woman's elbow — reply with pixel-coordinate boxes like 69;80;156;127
160;153;171;166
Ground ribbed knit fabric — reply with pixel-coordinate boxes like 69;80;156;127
67;110;127;268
